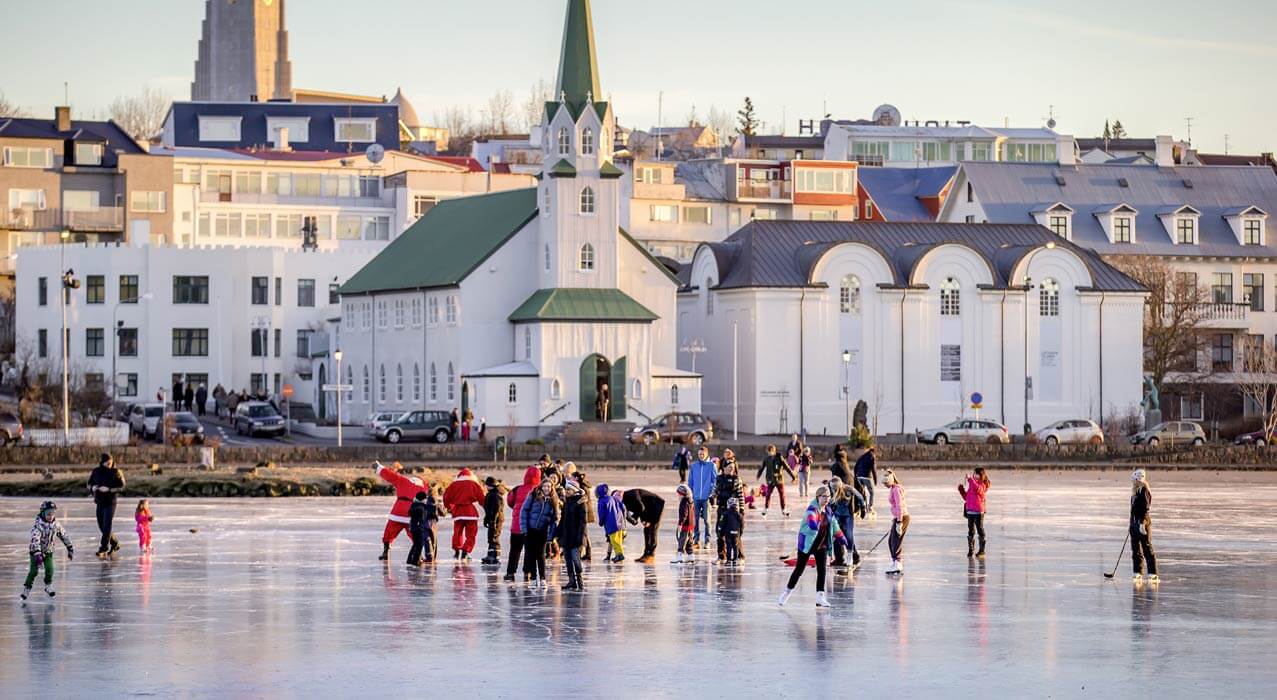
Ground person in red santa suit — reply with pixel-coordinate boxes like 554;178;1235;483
443;467;485;560
375;461;425;561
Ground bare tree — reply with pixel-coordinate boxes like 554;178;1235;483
0;287;15;356
0;91;28;117
107;85;171;142
521;79;553;132
1109;256;1211;395
434;105;476;155
627;131;655;159
482;90;516;135
1238;336;1277;442
706;105;735;146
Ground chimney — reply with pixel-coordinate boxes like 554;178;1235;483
1154;135;1174;167
1057;135;1076;166
275;126;291;152
55;106;71;132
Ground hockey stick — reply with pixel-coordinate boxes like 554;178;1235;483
1103;533;1130;579
863;529;891;556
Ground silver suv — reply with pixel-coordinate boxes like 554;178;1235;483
377;410;452;444
364;411;405;438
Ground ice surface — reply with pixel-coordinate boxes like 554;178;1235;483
2;469;1276;697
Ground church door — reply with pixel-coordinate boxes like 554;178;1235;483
610;357;627;421
579;354;611;422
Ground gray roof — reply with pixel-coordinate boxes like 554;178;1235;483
700;221;1143;293
960;162;1277;257
857;166;957;221
676;160;728;200
742;134;823;149
1076;138;1156;152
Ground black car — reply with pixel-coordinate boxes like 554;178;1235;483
168;411;205;444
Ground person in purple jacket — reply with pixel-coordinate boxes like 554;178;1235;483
595;484;628;562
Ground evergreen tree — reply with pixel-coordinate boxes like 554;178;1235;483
737;97;759;137
1102;120;1112;141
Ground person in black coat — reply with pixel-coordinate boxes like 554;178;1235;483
558;481;588;591
195;384;208;416
87;453;126;556
482;477;507;565
1130;470;1158;583
622;488;666;564
407;491;430;566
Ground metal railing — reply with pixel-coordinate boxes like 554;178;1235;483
735;181;792;200
539;401;572;423
4;207;60;230
200;191;386;208
628;403;652;423
65;206;124;232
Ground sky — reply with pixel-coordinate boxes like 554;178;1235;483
1;0;1274;154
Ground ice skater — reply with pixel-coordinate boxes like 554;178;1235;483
504;466;543;581
715;458;746;562
777;486;846;608
135;499;154;553
853;446;878;518
443;468;485;561
407;491;432;566
520;480;559;590
721;498;743;565
596;484;627;562
686;446;717;550
797;447;813;499
884;470;909;575
757;444;796;517
828;477;864;569
958;468;991;557
672;484;694;563
482;477;508;565
374;461;425;561
87;453;125;558
1130;469;1158;584
622;488;666;564
558;479;588;591
22;501;73;601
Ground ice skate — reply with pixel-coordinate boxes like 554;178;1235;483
612;554;625;563
1148;574;1160;584
378;543;390;561
502;573;515;582
782;510;790;518
670;553;683;564
44;585;56;598
777;588;793;607
815;592;831;608
20;586;31;601
885;560;901;575
1132;573;1144;584
761;510;768;519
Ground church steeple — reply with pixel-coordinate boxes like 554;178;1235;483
555;0;601;107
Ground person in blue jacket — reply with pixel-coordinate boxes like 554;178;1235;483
778;486;846;609
686;446;717;550
595;483;628;562
519;480;559;591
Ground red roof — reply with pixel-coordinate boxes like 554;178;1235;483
424;155;486;172
491;163;513;174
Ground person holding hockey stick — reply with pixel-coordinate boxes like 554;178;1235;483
884;470;909;575
1130;469;1158;584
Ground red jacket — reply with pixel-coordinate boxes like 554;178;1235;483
443;469;485;522
506;466;543;535
377;463;425;524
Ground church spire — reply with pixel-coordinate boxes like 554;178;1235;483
555;0;601;107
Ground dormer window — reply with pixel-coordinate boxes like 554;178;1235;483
334;118;375;143
1157;205;1201;245
581;128;595;155
74;143;103;166
1113;216;1132;243
558;127;571;157
1032;202;1074;240
1245;219;1262;245
1094;204;1138;244
1225;206;1268;246
1049;214;1070;238
1176;217;1196;245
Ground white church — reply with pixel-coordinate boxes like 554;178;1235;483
331;0;699;433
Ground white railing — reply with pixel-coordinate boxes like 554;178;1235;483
1195;302;1250;323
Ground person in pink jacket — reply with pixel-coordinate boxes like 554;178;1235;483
884;470;909;575
135;499;154;553
958;468;991;558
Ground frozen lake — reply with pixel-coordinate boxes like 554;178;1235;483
2;468;1276;697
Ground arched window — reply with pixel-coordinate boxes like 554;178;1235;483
940;277;961;316
579;243;595;271
429;363;437;402
378;365;386;402
581;128;595;155
544;244;551;272
447;362;456;402
579;187;595;215
413;363;421;402
550;378;561;400
361;366;370;403
395;364;404;402
670;384;680;405
508;383;518;404
345;365;355;402
705;278;714;315
523;327;532;360
632;378;643;400
839;274;862;314
1040;278;1060;317
557;127;570;156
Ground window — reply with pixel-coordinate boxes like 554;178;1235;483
550;378;561;400
118;328;138;357
198;116;241;141
670;385;680;405
523;327;532;360
706;278;714;315
941;344;962;382
1245;334;1266;373
581;128;595;155
287;278;312;308
8;188;46;211
795;169;855;194
921;142;951;162
632;378;643;400
545;244;551;272
1244;219;1263;245
296;330;310;358
507;383;518;405
1049;215;1069;238
334;118;376;143
864;201;875;219
839;275;861;314
649;205;678;222
558;127;571;156
1180;396;1204;421
363;215;391;241
971;143;993;161
1244;273;1264;311
173;276;209;304
751;208;778;221
1176;217;1196;245
251;277;268;305
413;364;421;402
235;171;262;194
940;277;961;316
429;363;438;402
378;365;387;402
243;213;270;237
64;190;100;211
684;206;712;225
1211;333;1234;373
636;167;664;184
579;243;596;271
1113;216;1132;243
4;146;53;168
396;364;404;402
119;373;138;398
1211;273;1234;304
85;328;105;357
393;299;406;328
336;215;361;240
428;297;439;325
37;277;47;306
376;300;387;329
1040;278;1060;317
1175;272;1198;297
172;329;209;357
447;363;455;401
115;275;139;304
38;329;47;358
251;328;268;358
413;196;437;219
410;297;422;326
330;283;341;306
130;191;167;213
85;275;105;304
446;295;458;324
809;210;838;221
275;278;283;306
266;117;310;144
579;187;595;215
543;187;551;216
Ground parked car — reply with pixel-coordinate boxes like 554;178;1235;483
168;412;205;444
116;402;139;422
376;410;452;444
628;412;714;446
1234;428;1274;446
0;411;23;446
129;403;165;440
364;411;405;438
234;402;286;438
1129;421;1206;447
917;419;1010;445
1036;419;1105;446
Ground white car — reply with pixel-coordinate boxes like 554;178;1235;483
129;403;165;441
1036;419;1105;446
364;411;405;438
917;419;1010;445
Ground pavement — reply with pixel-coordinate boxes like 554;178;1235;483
2;468;1275;695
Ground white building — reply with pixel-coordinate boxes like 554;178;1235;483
680;221;1146;436
328;0;699;434
14;242;378;410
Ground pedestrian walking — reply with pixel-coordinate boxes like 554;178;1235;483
443;468;484;560
449;409;460;441
777;486;846;608
797;446;813;499
87;453;125;557
672;444;691;483
854;446;878;517
958;468;990;557
884;470;909;575
183;384;195;413
1130;469;1158;584
195;384;208;416
21;501;73;601
520;480;559;590
687;446;716;549
622;488;666;564
558;479;588;591
504;466;543;581
757;444;796;517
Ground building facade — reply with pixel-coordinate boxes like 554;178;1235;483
191;0;293;102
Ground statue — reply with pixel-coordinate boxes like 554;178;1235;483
1141;376;1160;412
853;400;868;428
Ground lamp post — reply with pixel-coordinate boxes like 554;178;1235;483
1022;241;1055;435
113;292;152;405
59;231;78;442
334;349;344;447
842;349;851;437
680;337;707;374
732;320;738;440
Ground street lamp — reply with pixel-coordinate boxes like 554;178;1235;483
113;292;153;405
680;337;707;373
842;349;851;437
334;349;344;447
59;229;79;443
1022;241;1055;435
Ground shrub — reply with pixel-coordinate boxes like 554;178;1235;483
848;424;873;449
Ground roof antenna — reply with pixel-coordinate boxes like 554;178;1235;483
63;81;68;105
1224;133;1231;155
1185;116;1194;145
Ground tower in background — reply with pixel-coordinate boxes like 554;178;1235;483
191;0;293;102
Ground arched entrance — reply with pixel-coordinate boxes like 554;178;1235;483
461;381;470;419
579;355;626;422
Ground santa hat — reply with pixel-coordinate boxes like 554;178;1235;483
457;467;479;482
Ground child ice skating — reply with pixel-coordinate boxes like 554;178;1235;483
135;499;154;553
596;484;627;562
958;468;991;557
558;479;588;591
777;486;846;608
1130;469;1158;584
884;470;909;575
673;484;694;563
407;491;437;566
482;477;508;565
721;498;743;565
520;480;560;590
827;477;863;569
22;501;73;601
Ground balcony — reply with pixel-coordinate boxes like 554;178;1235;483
633;181;686;200
200;191;385;208
65;207;124;232
735;180;792;201
4;207;60;230
1195;302;1251;329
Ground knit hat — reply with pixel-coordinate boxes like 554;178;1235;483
564;481;583;496
39;500;57;514
484;476;498;487
1131;469;1147;483
676;484;689;496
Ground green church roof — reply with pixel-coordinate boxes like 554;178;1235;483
510;287;658;324
548;159;577;178
340;188;538;296
556;0;601;106
599;161;625;179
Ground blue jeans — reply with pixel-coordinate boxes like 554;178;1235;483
856;477;875;508
693;499;710;544
833;512;856;564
